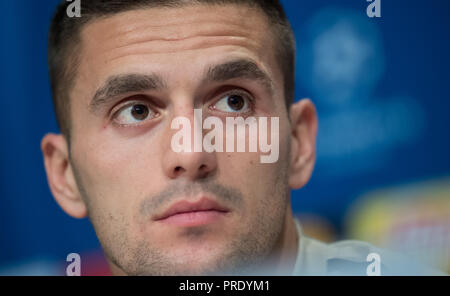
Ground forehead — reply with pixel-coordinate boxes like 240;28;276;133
71;4;280;107
81;4;271;47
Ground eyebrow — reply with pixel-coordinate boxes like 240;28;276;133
90;73;166;113
204;58;274;95
89;59;274;113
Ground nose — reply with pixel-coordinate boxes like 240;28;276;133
162;109;218;181
164;150;217;180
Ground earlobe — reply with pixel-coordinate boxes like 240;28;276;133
288;99;318;189
41;133;87;219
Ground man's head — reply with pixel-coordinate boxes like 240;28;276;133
48;0;296;139
42;0;318;275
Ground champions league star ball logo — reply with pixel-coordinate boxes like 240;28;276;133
296;7;425;177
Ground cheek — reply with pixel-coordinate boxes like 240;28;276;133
217;149;289;198
217;114;291;183
70;134;165;217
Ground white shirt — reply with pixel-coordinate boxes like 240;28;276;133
292;219;445;276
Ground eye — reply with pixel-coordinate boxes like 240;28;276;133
113;103;157;125
212;92;252;113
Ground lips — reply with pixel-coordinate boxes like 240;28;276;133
153;197;230;222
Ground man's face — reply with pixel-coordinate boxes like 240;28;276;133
66;4;294;275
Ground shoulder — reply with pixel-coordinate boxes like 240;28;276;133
295;236;445;276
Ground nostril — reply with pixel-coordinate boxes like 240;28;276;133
173;166;186;177
171;164;211;178
198;164;211;177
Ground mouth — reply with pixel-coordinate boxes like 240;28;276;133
153;197;230;227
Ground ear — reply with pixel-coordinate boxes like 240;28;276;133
288;99;318;189
41;133;87;218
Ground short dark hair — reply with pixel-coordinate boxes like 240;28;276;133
48;0;296;138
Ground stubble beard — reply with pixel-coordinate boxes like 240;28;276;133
71;155;291;276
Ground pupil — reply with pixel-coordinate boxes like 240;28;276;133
131;104;149;120
227;95;244;111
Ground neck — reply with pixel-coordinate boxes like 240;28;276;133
263;207;299;275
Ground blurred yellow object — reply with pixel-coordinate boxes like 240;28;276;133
346;177;450;274
294;213;337;243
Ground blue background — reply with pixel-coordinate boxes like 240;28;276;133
0;0;449;271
